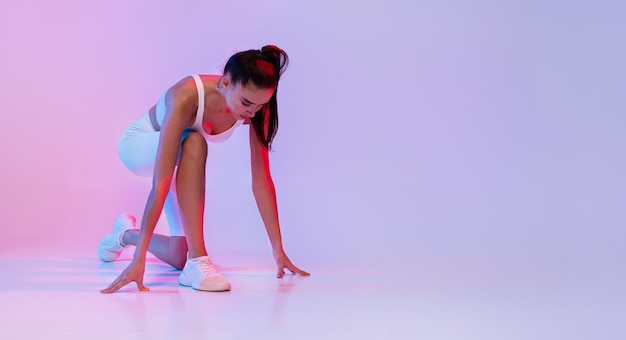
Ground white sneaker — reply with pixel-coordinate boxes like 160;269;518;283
97;214;137;262
178;256;231;292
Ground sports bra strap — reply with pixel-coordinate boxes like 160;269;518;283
191;74;205;127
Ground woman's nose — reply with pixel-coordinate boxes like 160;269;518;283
249;106;261;116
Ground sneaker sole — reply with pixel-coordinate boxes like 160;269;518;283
178;272;231;292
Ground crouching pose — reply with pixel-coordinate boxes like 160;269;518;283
98;45;309;294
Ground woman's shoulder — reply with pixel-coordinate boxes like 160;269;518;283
170;74;220;99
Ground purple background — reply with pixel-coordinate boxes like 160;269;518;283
0;1;624;283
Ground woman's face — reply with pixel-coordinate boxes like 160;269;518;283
224;80;275;120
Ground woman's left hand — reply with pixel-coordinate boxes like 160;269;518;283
273;248;310;278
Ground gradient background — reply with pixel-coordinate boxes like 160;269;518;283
0;0;624;284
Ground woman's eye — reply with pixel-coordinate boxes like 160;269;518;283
241;101;251;107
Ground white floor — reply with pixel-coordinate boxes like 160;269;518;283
1;250;625;340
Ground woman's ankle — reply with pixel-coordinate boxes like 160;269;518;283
121;230;137;246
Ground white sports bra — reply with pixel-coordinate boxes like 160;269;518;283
154;74;244;143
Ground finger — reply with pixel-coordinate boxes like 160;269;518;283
277;268;285;278
101;276;130;294
101;281;125;294
136;280;150;292
288;264;310;276
107;275;125;288
100;278;123;294
101;284;121;294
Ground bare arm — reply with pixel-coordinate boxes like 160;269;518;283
102;77;197;293
133;81;196;262
248;118;310;278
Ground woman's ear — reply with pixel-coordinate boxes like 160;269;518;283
218;76;231;89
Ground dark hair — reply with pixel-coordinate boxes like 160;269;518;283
223;45;288;150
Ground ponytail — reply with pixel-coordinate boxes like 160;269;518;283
223;45;289;150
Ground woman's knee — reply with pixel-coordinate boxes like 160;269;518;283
180;132;207;162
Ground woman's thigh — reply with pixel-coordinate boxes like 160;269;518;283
118;114;193;177
119;131;161;177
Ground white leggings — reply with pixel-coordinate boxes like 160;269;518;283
118;113;187;236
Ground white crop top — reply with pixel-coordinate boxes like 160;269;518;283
154;74;244;143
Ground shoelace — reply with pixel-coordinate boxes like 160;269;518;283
106;229;125;248
113;217;135;248
102;233;122;248
196;258;218;276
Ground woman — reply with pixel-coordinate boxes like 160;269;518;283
99;45;309;294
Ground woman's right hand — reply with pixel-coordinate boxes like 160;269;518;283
100;259;150;294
